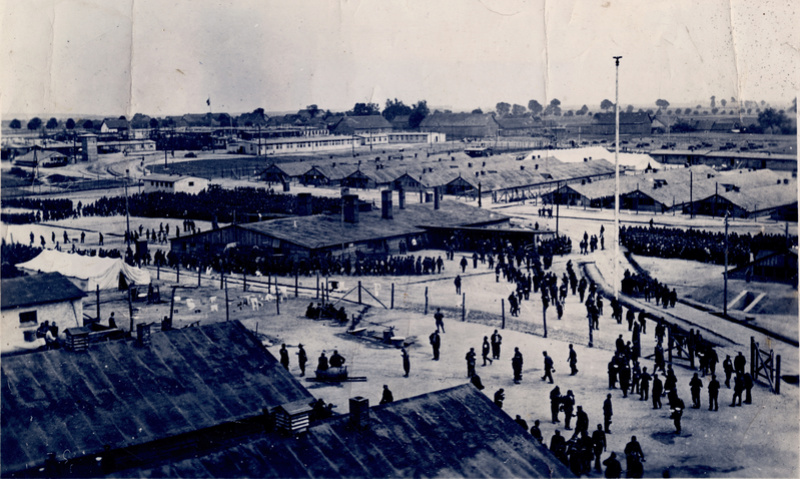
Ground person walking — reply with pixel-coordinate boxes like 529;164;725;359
731;373;744;406
454;275;462;294
562;390;575;430
401;347;410;377
466;347;477;378
708;374;720;411
567;344;578;375
434;308;445;333
542;351;554;383
279;344;290;370
574;405;589;438
624;436;645;478
460;256;468;273
429;330;441;360
603;394;613;433
482;336;493;366
639;367;651;401
512;347;524;384
491;329;502;359
670;394;685;434
296;344;307;376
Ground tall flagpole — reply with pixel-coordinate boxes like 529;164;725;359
613;56;622;299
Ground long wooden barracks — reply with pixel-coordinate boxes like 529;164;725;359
170;191;553;259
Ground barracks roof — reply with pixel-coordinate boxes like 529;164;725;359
117;384;575;478
0;321;313;475
239;200;509;250
1;272;86;310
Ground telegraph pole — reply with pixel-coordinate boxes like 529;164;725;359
124;169;131;246
613;55;622;299
723;211;729;317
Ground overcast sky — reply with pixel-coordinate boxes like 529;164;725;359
2;0;798;118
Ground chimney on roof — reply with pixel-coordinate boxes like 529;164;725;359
349;396;370;430
274;400;313;436
343;194;359;224
297;193;312;216
398;187;405;209
381;190;393;219
434;187;440;210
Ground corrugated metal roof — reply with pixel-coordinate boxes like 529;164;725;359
711;182;798;212
0;321;313;475
119;384;575;478
1;272;86;310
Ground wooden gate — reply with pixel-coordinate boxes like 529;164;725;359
751;336;781;394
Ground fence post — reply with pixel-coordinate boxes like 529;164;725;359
391;283;395;309
358;281;362;304
542;302;547;338
424;287;428;315
176;264;180;284
461;293;465;321
295;273;299;298
198;266;201;287
501;299;505;329
243;273;247;292
267;272;271;294
316;273;320;299
276;289;280;315
776;354;781;394
157;263;160;280
668;325;673;363
225;278;229;322
96;285;100;323
750;336;756;377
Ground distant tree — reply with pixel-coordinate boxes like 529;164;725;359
495;102;511;117
471;108;483;114
757;107;791;133
46;117;59;129
746;108;752;114
118;115;127;121
528;100;543;116
720;99;727;108
512;104;527;116
703;111;709;115
711;107;719;114
27;117;42;130
665;109;671;115
645;109;654;115
576;105;588;115
408;100;429;128
760;100;766;106
150;117;160;128
655;99;670;109
710;96;716;108
696;105;702;110
684;108;692;115
565;110;574;116
382;99;411;121
544;99;561;116
65;118;75;129
350;102;380;116
626;105;634;114
730;97;736;104
306;104;320;118
790;98;797;113
693;110;699;115
600;99;614;111
83;119;94;129
637;109;645;114
9;118;21;129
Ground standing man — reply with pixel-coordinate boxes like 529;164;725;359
639;367;651;401
731;373;744;406
708;374;720;411
550;386;562;423
542;351;554;383
279;344;290;370
743;372;754;404
567;344;579;375
603;452;622;478
723;354;734;388
466;347;477;378
618;361;631;398
603;394;613;433
574;405;589;438
454;275;462;294
562;390;575;430
482;336;493;366
434;308;445;333
401;347;410;377
689;372;703;408
592;424;607;473
652;374;663;409
512;347;524;384
460;256;468;273
670;394;685;434
491;329;502;360
429;330;441;360
530;420;544;443
734;351;746;376
296;344;308;376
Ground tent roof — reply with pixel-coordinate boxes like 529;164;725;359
16;250;151;289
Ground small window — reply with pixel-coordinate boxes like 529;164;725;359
19;311;37;326
188;182;194;187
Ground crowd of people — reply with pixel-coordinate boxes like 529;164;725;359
620;224;795;267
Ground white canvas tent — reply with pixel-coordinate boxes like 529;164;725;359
17;250;151;292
